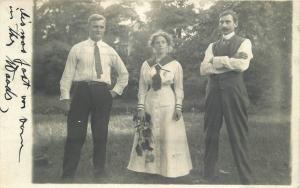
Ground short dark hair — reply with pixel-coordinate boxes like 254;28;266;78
219;10;238;23
88;14;106;25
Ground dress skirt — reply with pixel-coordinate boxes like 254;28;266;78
127;86;192;178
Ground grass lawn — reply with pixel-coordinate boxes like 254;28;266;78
32;109;290;184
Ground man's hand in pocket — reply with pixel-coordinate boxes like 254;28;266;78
109;90;118;98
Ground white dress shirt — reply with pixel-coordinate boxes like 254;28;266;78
200;32;253;76
138;60;184;107
60;38;129;100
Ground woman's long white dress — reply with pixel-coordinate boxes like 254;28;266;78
127;59;192;178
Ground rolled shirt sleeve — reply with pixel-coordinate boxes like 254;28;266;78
111;49;129;95
60;46;78;100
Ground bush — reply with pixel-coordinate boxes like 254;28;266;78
34;40;71;94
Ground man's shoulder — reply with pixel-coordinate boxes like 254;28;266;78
71;40;89;49
100;41;119;54
235;36;252;46
234;35;247;41
100;41;113;49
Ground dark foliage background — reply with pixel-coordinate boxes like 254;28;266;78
33;0;292;112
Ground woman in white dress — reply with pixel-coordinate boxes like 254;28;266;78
127;30;192;178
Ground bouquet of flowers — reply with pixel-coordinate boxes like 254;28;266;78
133;112;155;163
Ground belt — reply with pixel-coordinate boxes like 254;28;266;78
74;80;109;87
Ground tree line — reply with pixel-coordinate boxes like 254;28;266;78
33;0;292;111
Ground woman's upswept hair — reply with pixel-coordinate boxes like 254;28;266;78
148;30;174;53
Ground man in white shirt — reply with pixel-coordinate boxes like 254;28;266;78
200;10;253;184
60;14;128;181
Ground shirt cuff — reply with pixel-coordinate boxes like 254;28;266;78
176;98;183;110
60;91;70;100
138;95;145;106
137;104;145;111
112;85;123;95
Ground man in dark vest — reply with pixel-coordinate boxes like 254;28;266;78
200;10;253;184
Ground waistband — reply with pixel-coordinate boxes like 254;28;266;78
73;80;109;87
149;85;174;92
209;71;243;80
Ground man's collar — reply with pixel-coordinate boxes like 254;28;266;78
222;32;235;40
88;38;102;46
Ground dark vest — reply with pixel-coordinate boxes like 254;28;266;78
212;35;245;57
208;35;248;94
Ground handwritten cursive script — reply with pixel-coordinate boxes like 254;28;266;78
18;117;27;162
4;5;32;164
21;96;26;109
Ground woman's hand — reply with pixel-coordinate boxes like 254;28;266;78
137;109;146;121
173;109;182;121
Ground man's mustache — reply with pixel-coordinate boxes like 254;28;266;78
221;27;229;31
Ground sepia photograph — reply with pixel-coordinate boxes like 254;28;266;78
0;0;299;187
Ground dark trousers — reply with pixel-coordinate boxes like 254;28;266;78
203;77;252;184
62;81;113;178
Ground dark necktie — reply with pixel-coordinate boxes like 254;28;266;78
152;64;161;91
94;42;102;79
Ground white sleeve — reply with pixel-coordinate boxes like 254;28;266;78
59;46;77;100
111;49;129;95
174;62;184;110
200;43;218;76
137;62;148;110
212;39;253;72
